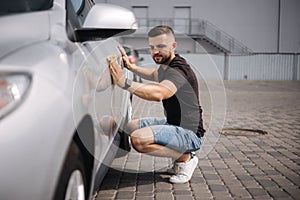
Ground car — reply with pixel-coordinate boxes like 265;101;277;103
0;0;136;199
122;45;143;83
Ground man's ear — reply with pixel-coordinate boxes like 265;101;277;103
172;42;177;51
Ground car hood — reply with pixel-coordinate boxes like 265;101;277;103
0;11;50;59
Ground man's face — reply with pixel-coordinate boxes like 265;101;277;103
148;34;176;65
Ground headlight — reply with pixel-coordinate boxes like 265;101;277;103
0;73;31;119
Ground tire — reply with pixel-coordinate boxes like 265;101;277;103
116;101;132;157
53;142;87;200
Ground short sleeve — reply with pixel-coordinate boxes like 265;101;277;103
164;67;187;90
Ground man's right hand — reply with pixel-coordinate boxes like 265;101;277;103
117;46;134;70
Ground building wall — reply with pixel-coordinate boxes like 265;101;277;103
280;0;300;53
96;0;300;53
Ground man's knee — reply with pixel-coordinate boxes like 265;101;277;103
130;128;154;153
130;135;145;153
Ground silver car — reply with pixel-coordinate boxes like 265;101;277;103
0;0;136;199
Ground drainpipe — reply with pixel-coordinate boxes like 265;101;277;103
277;0;281;53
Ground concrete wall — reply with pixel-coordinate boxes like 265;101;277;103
96;0;300;53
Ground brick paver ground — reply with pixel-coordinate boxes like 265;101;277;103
96;81;300;200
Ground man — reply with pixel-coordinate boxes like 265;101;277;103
109;25;205;183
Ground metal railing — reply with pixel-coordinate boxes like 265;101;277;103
134;18;252;54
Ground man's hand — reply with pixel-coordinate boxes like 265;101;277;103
107;55;126;88
117;45;133;70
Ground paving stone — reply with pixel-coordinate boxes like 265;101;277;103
211;191;233;200
136;196;154;200
227;185;251;198
190;176;206;184
267;187;291;199
135;192;154;197
115;191;135;199
283;186;300;199
137;184;154;193
173;182;190;190
202;173;220;180
236;174;255;181
96;190;116;199
194;193;213;200
174;196;194;200
208;184;227;192
95;197;115;200
96;81;300;200
173;190;192;195
155;192;174;200
256;178;278;188
247;188;269;197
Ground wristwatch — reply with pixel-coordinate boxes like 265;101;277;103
123;78;132;90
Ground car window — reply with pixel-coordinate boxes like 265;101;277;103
70;0;84;14
0;0;53;15
66;0;93;41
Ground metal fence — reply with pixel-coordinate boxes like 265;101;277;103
135;18;252;54
228;54;299;80
139;53;300;80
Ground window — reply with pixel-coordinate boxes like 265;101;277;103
0;0;53;15
132;6;148;28
174;7;191;34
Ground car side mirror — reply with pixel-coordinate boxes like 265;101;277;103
74;3;137;42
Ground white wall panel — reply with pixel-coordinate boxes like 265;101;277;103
229;54;294;80
137;53;298;80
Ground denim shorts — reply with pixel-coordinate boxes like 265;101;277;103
138;117;202;153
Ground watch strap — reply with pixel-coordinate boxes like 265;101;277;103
123;78;132;90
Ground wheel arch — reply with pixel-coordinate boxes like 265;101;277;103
73;114;95;199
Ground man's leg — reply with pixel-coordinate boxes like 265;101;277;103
130;126;199;184
126;118;201;183
129;126;190;162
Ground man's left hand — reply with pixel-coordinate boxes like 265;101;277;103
108;56;126;88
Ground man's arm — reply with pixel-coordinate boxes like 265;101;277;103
118;46;158;82
109;55;176;101
127;80;176;101
130;65;158;82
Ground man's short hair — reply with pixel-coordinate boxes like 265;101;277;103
148;25;175;38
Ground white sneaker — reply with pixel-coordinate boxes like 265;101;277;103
169;156;199;184
167;152;196;175
166;161;179;175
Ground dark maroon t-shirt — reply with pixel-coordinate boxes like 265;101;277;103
157;54;205;137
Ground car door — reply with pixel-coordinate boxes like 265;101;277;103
67;0;130;165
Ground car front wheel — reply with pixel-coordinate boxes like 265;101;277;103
54;142;87;200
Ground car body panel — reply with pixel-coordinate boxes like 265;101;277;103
0;0;134;199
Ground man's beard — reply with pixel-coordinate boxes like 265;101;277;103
152;53;172;65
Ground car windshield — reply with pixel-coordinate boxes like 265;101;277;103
0;0;53;15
